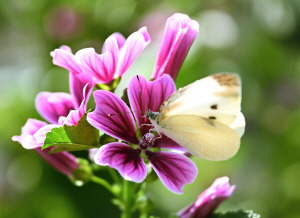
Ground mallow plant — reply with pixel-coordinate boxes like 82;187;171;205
12;13;260;218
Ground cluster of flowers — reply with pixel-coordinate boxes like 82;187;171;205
12;13;235;217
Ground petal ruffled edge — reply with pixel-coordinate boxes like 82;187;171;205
51;45;82;74
75;48;116;84
115;26;151;77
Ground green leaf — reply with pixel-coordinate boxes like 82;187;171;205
42;113;100;152
64;113;99;146
210;210;261;218
97;76;121;92
43;127;71;149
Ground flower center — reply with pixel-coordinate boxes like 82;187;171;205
139;133;155;150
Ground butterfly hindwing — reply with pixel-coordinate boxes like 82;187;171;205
159;114;240;161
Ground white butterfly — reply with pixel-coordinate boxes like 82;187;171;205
146;73;245;161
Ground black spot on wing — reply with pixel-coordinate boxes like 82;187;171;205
202;117;216;127
210;104;218;109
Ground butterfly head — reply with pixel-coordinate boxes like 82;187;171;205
145;110;159;121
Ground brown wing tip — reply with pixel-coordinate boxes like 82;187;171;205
212;73;240;87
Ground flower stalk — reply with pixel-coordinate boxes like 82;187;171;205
121;180;133;218
91;175;114;195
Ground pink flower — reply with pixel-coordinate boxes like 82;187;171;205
35;73;93;125
51;45;82;74
87;75;197;194
15;74;93;176
151;13;199;81
12;119;79;176
178;177;236;218
51;27;150;84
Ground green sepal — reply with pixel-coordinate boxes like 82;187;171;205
121;88;130;107
87;107;95;113
70;158;93;186
97;76;121;92
210;210;261;218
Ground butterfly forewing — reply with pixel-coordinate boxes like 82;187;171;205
159;114;240;161
158;73;242;126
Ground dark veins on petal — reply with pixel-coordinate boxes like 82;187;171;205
116;146;142;170
145;151;192;185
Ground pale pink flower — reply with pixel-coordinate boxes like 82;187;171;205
51;27;150;84
151;13;199;81
12;119;79;176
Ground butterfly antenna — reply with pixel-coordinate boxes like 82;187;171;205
99;106;140;117
136;75;148;117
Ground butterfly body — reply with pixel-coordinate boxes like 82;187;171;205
146;73;245;161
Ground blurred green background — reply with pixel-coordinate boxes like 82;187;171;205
1;0;300;217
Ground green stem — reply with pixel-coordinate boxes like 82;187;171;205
138;183;148;218
121;180;132;218
108;167;121;184
91;175;114;194
139;212;148;218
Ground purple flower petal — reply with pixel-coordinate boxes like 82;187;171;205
94;143;147;183
58;45;72;53
12;119;47;146
151;13;199;80
35;92;75;124
32;124;60;147
69;72;94;109
12;119;59;149
12;119;78;176
64;84;89;126
51;46;82;74
115;27;151;77
153;135;186;152
87;90;139;144
75;48;116;84
127;74;176;134
178;177;235;218
35;147;79;176
146;150;198;194
102;33;126;53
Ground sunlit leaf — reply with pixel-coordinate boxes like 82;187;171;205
42;114;99;152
